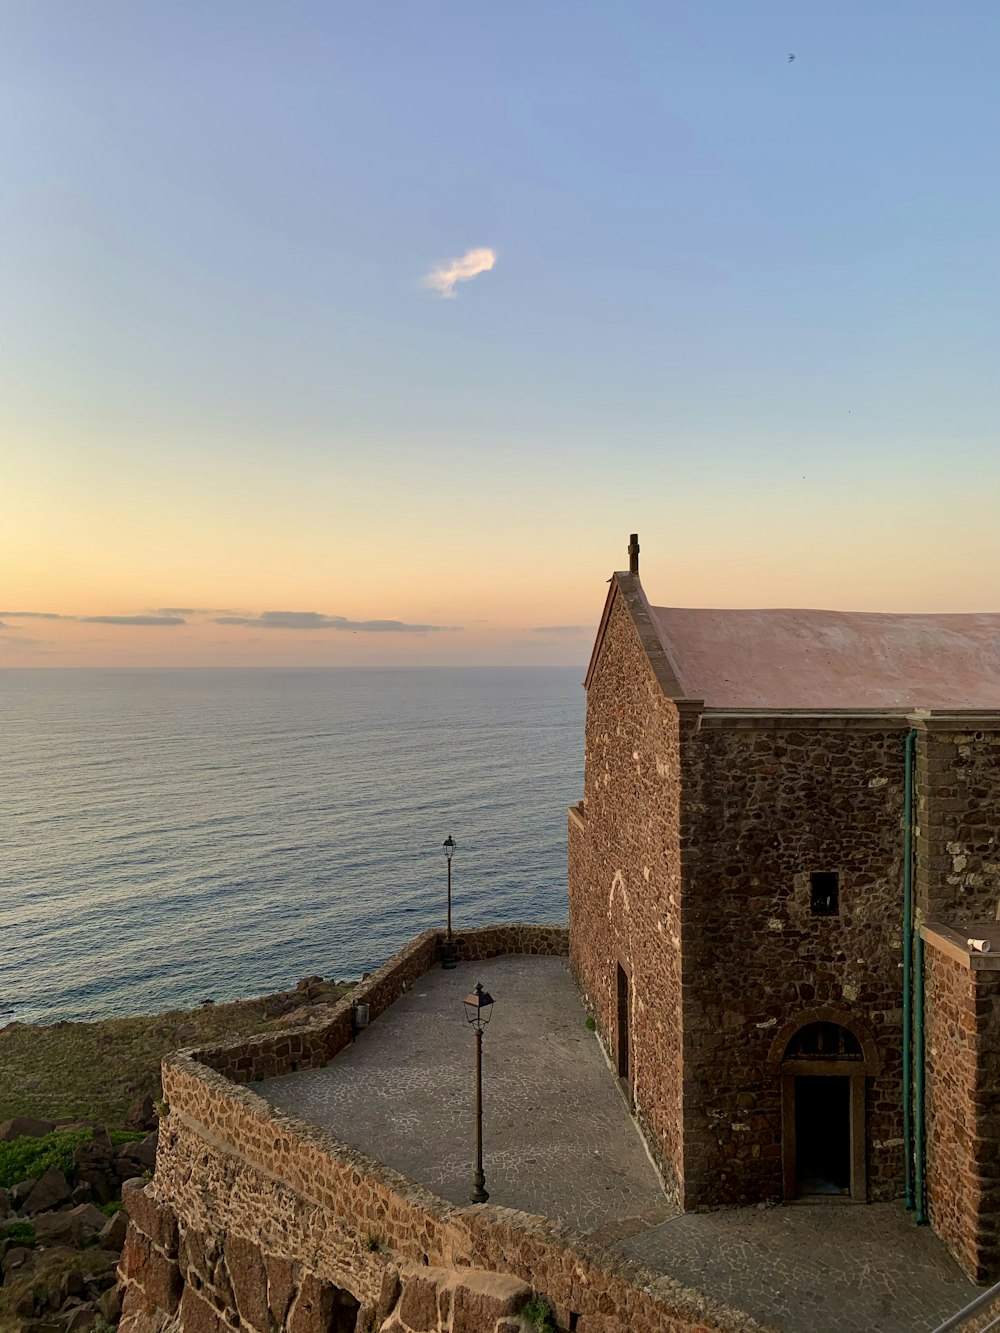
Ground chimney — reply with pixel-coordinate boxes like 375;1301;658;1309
628;533;640;575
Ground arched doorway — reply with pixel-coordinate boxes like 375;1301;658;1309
770;1012;881;1203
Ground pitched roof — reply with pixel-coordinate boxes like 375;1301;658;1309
647;606;1000;711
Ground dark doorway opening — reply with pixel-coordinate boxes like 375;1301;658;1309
616;963;629;1082
331;1288;361;1332
795;1075;850;1196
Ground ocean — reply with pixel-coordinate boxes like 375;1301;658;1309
0;668;584;1025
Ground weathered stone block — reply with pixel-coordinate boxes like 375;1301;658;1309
265;1251;298;1325
121;1179;178;1255
143;1248;183;1315
225;1233;269;1331
376;1266;402;1323
288;1272;335;1333
180;1285;227;1333
397;1273;439;1330
119;1224;151;1282
450;1271;531;1332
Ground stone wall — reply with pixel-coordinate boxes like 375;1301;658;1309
120;1168;540;1333
923;930;1000;1283
121;926;763;1333
194;925;569;1085
568;579;687;1202
681;718;909;1206
914;724;1000;925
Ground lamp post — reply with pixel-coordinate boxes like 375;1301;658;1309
464;982;494;1204
442;835;457;969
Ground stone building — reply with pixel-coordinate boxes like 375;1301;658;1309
568;536;1000;1282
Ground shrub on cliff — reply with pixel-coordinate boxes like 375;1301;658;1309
1;1219;36;1245
0;1127;142;1189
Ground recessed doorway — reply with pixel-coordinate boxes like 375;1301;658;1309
616;962;630;1084
776;1015;876;1203
794;1075;850;1196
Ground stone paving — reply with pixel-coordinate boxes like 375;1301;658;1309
257;955;671;1233
257;955;979;1332
621;1201;976;1333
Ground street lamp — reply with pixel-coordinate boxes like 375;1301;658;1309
464;981;494;1204
442;835;457;970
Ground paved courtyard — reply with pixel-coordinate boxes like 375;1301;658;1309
621;1201;975;1333
257;955;978;1332
258;955;670;1233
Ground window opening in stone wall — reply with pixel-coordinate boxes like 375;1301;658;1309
785;1022;862;1061
810;871;839;916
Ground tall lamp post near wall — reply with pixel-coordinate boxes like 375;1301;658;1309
442;835;457;969
463;982;494;1203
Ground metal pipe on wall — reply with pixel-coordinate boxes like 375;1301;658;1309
915;926;928;1224
903;727;917;1212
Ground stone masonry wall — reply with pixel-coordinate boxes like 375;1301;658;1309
915;726;1000;925
924;938;1000;1283
924;943;980;1281
568;584;686;1202
120;1171;544;1333
121;926;763;1333
195;925;568;1085
681;721;909;1206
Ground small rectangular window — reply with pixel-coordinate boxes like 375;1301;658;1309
811;871;839;916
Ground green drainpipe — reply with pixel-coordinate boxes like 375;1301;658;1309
903;728;916;1212
903;725;928;1225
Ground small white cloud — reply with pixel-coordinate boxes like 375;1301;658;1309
422;247;496;299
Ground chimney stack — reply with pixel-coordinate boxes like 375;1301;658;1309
628;533;640;575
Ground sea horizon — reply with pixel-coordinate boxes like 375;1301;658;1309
2;666;584;1026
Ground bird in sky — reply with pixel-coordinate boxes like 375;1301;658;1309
788;53;795;62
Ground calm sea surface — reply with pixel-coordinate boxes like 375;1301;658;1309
0;668;583;1025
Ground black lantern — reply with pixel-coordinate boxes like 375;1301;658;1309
463;982;494;1028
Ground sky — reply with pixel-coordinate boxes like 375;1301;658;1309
3;1;1000;667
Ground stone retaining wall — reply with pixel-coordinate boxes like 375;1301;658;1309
924;932;1000;1283
193;925;569;1085
121;925;765;1333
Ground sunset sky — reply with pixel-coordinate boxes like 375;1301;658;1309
4;2;1000;667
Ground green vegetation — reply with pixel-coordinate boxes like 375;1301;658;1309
0;1130;80;1189
585;1016;597;1032
0;982;350;1125
1;1221;36;1246
360;1233;381;1253
522;1296;557;1331
0;1128;138;1190
99;1200;124;1217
